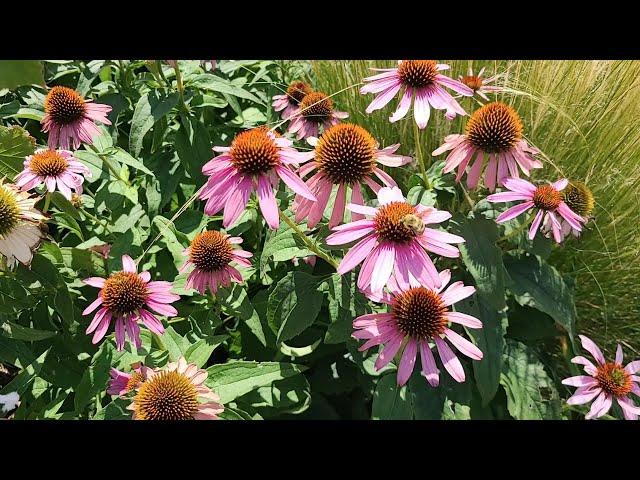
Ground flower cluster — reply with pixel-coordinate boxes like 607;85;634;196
3;60;632;421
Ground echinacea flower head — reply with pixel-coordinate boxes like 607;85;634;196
487;178;586;243
41;86;112;150
326;186;465;294
272;81;313;120
126;357;224;420
542;181;594;241
293;123;412;228
360;60;473;129
15;149;90;199
563;335;640;420
0;180;45;268
198;127;316;230
179;230;252;295
287;91;349;139
459;67;506;101
432;102;543;191
107;363;146;397
354;269;482;386
82;255;180;351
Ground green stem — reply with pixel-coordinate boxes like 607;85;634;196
278;209;339;269
88;145;131;186
80;207;110;234
172;62;189;113
42;192;51;213
413;121;431;189
152;332;166;350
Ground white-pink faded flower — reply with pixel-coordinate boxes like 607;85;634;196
15;149;90;200
198;127;316;230
272;81;314;121
541;181;594;242
487;177;586;243
0;392;20;413
0;180;45;268
82;255;180;351
127;357;224;420
360;60;473;129
42;86;112;150
563;335;640;420
355;269;482;386
287;91;349;140
179;230;252;295
432;102;542;191
107;363;146;397
326;186;465;294
459;67;506;101
293;123;412;229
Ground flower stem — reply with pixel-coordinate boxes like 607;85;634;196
172;62;189;113
80;207;110;234
413;121;431;189
278;209;339;269
88;145;131;186
42;193;51;213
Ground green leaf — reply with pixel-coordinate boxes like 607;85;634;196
49;192;80;219
259;224;313;273
74;342;114;413
452;214;506;310
190;74;264;104
325;272;369;344
129;91;179;156
0;125;36;179
161;326;190;362
266;272;325;343
0;348;50;396
408;374;446;420
92;398;131;420
184;335;228;368
1;322;57;341
372;373;413;420
507;303;560;342
0;60;44;89
504;253;576;339
174;113;211;185
110;147;154;176
406;184;437;207
500;340;561;419
238;375;311;417
206;361;307;404
456;295;507;406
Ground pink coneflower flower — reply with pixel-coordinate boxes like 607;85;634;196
354;269;482;386
326;186;464;293
198;126;316;230
82;255;180;351
0;180;45;268
562;335;640;420
272;81;314;120
287;91;349;140
41;86;112;150
432;102;543;191
179;230;252;295
126;357;224;420
360;60;473;129
487;178;586;243
15;149;90;200
293;123;412;228
542;181;595;242
107;363;145;397
459;67;506;101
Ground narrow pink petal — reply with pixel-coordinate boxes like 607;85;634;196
444;328;483;360
121;255;136;273
83;277;106;288
397;339;418;386
495;201;534;223
374;332;404;371
257;175;280;230
561;375;599;387
419;340;440;387
275;166;316;201
434;337;465;382
579;335;606;365
369;243;395;293
329;183;346;228
337;234;378;274
82;296;103;315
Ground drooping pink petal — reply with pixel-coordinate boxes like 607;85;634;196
397;339;418;386
444;328;483;360
336;234;378;274
121;255;137;273
494;201;534;223
419;340;440;387
374;332;405;371
434;337;465;382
